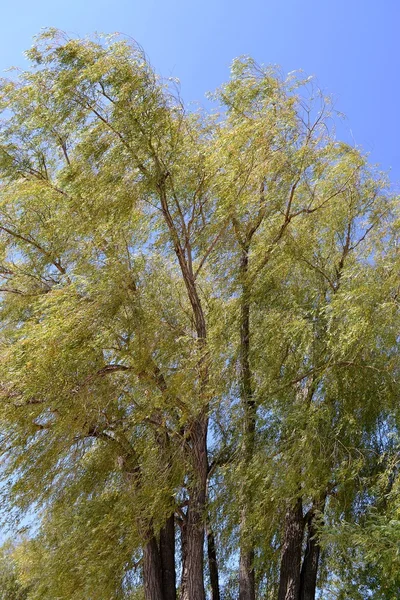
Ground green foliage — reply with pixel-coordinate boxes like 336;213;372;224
0;542;29;600
0;28;398;599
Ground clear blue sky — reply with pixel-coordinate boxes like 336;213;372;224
1;0;399;185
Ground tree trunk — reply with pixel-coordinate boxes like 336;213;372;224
239;544;255;600
299;498;326;600
238;247;256;600
160;513;176;600
158;180;209;600
277;497;304;600
118;451;165;600
143;534;165;600
181;417;208;600
207;525;220;600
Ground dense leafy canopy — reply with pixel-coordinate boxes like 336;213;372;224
0;29;399;600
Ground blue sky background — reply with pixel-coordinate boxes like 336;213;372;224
0;0;399;184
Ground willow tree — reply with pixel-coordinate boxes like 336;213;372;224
204;63;398;599
249;160;398;600
0;28;219;600
206;60;382;600
0;29;398;600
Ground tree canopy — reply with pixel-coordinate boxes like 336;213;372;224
0;28;399;600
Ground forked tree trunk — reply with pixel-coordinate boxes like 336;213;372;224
181;417;208;600
299;497;326;600
143;534;165;600
119;452;166;600
160;513;176;600
277;497;304;600
158;179;209;600
144;515;177;600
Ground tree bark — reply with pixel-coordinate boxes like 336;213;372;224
277;497;304;600
158;178;209;600
181;417;208;600
143;534;165;600
117;447;166;600
238;247;256;600
160;513;176;600
207;525;220;600
239;544;255;600
299;498;326;600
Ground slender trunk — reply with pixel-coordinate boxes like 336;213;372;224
299;498;326;600
160;513;176;600
143;534;165;600
118;451;165;600
239;545;255;600
181;417;208;600
299;525;320;600
156;426;176;600
207;525;220;600
179;514;187;592
239;247;256;600
277;497;304;600
159;180;208;600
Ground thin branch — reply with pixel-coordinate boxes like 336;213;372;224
299;257;336;292
194;219;230;279
0;225;67;276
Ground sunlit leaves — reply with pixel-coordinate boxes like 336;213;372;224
0;29;398;599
